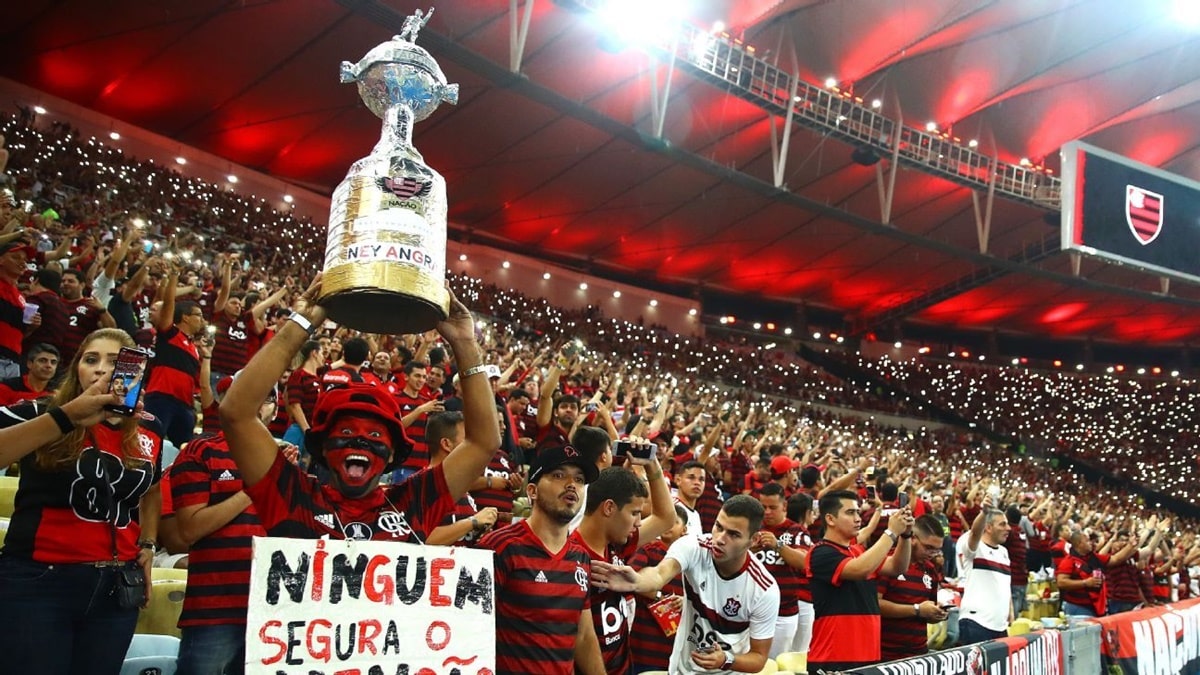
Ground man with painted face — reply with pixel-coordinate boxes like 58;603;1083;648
222;276;500;542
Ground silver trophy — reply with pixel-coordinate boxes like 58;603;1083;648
320;7;459;334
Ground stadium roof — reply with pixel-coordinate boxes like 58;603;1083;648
4;0;1200;348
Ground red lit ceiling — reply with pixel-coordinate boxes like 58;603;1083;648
3;0;1200;345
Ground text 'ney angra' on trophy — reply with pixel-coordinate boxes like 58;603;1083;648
319;8;458;334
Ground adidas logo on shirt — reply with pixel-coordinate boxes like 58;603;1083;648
315;514;335;529
217;470;236;481
535;571;548;583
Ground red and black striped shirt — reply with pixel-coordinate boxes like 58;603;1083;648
878;560;940;661
396;390;432;472
243;453;453;542
571;529;640;675
285;368;321;428
630;540;685;672
211;309;260;376
60;296;106;363
170;433;266;626
1107;553;1144;604
146;325;200;404
472;447;518;512
1005;528;1030;585
22;289;67;356
199;401;221;436
479;520;591;675
0;278;27;361
752;518;809;616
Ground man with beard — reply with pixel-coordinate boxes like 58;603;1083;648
221;277;500;543
591;496;781;675
536;363;579;455
572;459;674;675
479;445;605;674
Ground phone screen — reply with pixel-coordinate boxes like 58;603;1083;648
105;347;151;416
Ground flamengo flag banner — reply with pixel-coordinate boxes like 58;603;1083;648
1092;597;1200;674
847;631;1063;675
245;536;495;675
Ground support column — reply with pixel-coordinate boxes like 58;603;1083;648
971;159;998;253
769;73;800;188
509;0;535;73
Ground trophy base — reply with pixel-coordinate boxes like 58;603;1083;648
322;288;447;335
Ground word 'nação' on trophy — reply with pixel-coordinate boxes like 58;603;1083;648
320;7;458;334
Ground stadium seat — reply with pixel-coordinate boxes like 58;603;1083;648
122;634;179;675
776;652;807;672
0;475;18;518
135;579;186;638
927;620;949;650
125;634;180;659
119;655;176;675
151;567;188;583
753;658;779;674
1008;618;1034;636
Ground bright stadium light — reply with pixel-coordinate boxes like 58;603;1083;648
1171;0;1200;29
596;0;689;49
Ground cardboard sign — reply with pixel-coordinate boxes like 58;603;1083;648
245;536;495;675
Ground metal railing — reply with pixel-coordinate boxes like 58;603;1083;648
567;2;1061;210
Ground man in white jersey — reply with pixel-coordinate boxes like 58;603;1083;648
955;502;1013;644
592;495;781;674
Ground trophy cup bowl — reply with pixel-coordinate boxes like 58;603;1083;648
320;13;459;335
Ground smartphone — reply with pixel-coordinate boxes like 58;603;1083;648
615;440;654;460
142;241;154;254
866;486;877;500
105;347;151;416
584;402;599;413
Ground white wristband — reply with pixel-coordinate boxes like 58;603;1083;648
287;311;314;334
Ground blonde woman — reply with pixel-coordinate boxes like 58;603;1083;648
0;328;163;675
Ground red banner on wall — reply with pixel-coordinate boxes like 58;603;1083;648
1091;598;1200;674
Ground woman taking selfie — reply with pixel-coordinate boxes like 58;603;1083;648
0;328;163;675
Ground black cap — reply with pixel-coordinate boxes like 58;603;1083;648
529;445;599;485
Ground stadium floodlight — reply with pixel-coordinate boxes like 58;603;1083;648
1171;0;1200;29
595;0;689;50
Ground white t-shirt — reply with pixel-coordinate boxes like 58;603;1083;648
568;482;592;530
956;531;1012;632
672;492;703;537
665;534;780;674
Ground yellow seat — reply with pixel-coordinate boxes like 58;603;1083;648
136;579;186;637
0;475;19;519
152;567;188;582
1008;618;1033;636
777;652;807;673
754;658;778;674
927;620;949;650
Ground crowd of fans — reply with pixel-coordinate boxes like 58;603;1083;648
846;353;1200;502
0;109;1197;674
